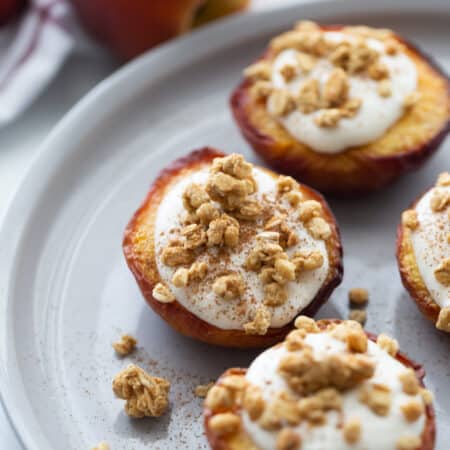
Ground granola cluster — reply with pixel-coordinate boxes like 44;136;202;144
154;154;330;335
205;318;432;449
112;364;170;418
244;21;419;129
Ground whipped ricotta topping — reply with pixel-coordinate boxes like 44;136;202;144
243;333;426;450
153;166;329;330
411;185;450;308
269;31;417;153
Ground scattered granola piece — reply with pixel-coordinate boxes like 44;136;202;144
182;183;209;212
399;369;420;395
161;245;194;267
402;210;419;230
396;435;421;450
112;334;137;356
243;385;266;420
194;382;214;398
207;215;240;247
264;282;288;306
348;288;369;306
213;274;245;300
378;79;392;97
152;283;175;303
346;327;368;353
294;20;320;32
280;64;297;81
340;97;362;118
285;329;307;351
112;364;170;418
91;442;109;450
359;383;391;416
368;62;389;80
244;306;271;335
323;68;349;107
182;223;206;250
348;309;367;325
294;315;319;333
292;250;324;273
436;306;450;331
276;428;301;450
209;412;241;437
306;217;332;240
221;374;248;392
205;385;234;412
376;333;399;356
437;172;450;187
296;52;316;73
419;388;434;405
244;61;272;80
172;267;189;287
285;191;303;207
430;188;450;212
314;108;342;127
434;259;450;287
269;89;296;117
251;80;273;99
343;418;361;444
400;400;424;422
297;79;321;113
277;176;298;193
298;200;322;222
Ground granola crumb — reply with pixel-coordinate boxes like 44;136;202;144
306;217;331;240
376;333;399;356
112;334;137;356
437;172;450;187
91;442;109;450
205;385;234;412
294;315;319;333
112;364;170;418
323;68;349;107
152;283;175;303
419;388;434;405
359;383;391;416
348;309;367;325
208;412;241;437
244;306;271;335
378;79;392;97
402;210;419;230
436;306;450;332
348;288;369;306
276;428;301;450
244;61;272;81
243;385;266;420
268;89;296;117
297;79;321;113
398;369;419;395
314;108;342;127
194;382;214;398
213;273;245;300
400;400;424;422
430;188;450;212
343;418;361;444
396;435;421;450
434;259;450;287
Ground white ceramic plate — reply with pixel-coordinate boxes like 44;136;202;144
1;1;449;449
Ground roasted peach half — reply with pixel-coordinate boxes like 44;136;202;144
204;318;436;450
123;148;342;348
397;172;450;333
231;22;450;196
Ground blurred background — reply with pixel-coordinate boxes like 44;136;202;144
0;0;298;446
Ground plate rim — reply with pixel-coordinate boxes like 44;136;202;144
1;0;449;448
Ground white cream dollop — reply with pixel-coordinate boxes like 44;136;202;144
269;31;417;154
243;333;426;450
154;166;329;330
411;185;450;308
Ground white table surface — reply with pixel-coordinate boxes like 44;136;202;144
0;47;118;450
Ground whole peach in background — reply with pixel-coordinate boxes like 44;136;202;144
69;0;249;60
